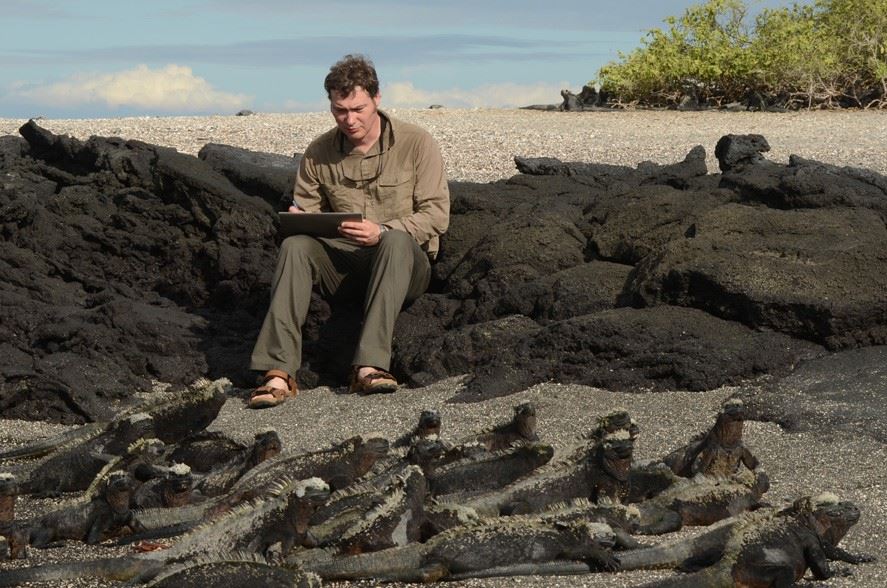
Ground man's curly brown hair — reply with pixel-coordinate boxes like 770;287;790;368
324;54;380;99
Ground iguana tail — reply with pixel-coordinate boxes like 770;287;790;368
293;543;426;582
617;516;737;571
633;566;732;588
0;556;161;586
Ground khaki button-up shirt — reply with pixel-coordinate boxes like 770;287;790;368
293;110;450;258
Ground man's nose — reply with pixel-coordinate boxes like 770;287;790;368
345;111;357;125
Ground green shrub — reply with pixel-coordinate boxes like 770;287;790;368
595;0;887;108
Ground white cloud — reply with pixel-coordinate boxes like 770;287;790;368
382;80;569;109
11;64;250;113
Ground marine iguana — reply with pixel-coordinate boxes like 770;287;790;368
590;409;639;442
617;493;873;586
331;464;428;555
0;477;331;586
0;473;21;559
391;409;442;448
7;379;229;498
587;429;634;504
290;517;619;582
130;435;388;535
663;398;760;478
132;463;195;509
142;553;321;588
86;437;169;499
16;412;155;497
194;429;283;497
19;470;138;550
454;402;540;451
636;467;771;528
441;417;633;516
427;441;555;498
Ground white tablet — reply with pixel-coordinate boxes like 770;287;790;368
277;212;363;239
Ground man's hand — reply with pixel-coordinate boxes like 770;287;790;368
339;219;384;246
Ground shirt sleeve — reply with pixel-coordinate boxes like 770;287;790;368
292;148;324;213
385;132;450;243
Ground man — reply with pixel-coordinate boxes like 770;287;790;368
248;54;450;408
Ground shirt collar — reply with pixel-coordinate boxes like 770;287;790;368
335;109;395;156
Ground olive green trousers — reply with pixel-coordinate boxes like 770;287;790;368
249;230;431;378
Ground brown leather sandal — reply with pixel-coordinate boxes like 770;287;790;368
249;369;298;409
348;367;398;395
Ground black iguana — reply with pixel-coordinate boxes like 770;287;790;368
0;476;330;586
618;493;873;587
132;463;195;509
130;435;388;536
142;552;321;588
663;398;760;479
0;473;22;559
290;516;619;582
19;470;138;550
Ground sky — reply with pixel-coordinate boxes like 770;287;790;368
1;0;802;119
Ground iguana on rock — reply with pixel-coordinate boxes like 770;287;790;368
291;517;619;582
7;379;228;498
0;477;330;586
20;470;138;550
663;398;759;478
618;493;873;586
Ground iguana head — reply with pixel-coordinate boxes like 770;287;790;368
512;402;538;439
416;410;442;438
407;436;447;471
593;430;634;484
593;410;639;441
793;493;861;547
106;412;155;453
250;429;283;466
0;472;17;497
104;471;134;514
0;473;17;526
286;477;331;535
160;463;194;508
713;398;745;445
355;435;390;474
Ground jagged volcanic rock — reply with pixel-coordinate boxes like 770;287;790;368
2;126;885;420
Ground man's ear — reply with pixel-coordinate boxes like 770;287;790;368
374;93;381;108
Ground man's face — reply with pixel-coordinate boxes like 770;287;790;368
330;86;381;144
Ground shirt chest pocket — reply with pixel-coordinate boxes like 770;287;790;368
322;183;364;213
377;167;414;219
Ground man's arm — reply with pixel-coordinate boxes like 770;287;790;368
292;152;324;213
384;132;449;244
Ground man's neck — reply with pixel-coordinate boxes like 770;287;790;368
349;113;382;154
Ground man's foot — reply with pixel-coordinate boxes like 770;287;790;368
249;369;298;409
349;366;398;395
